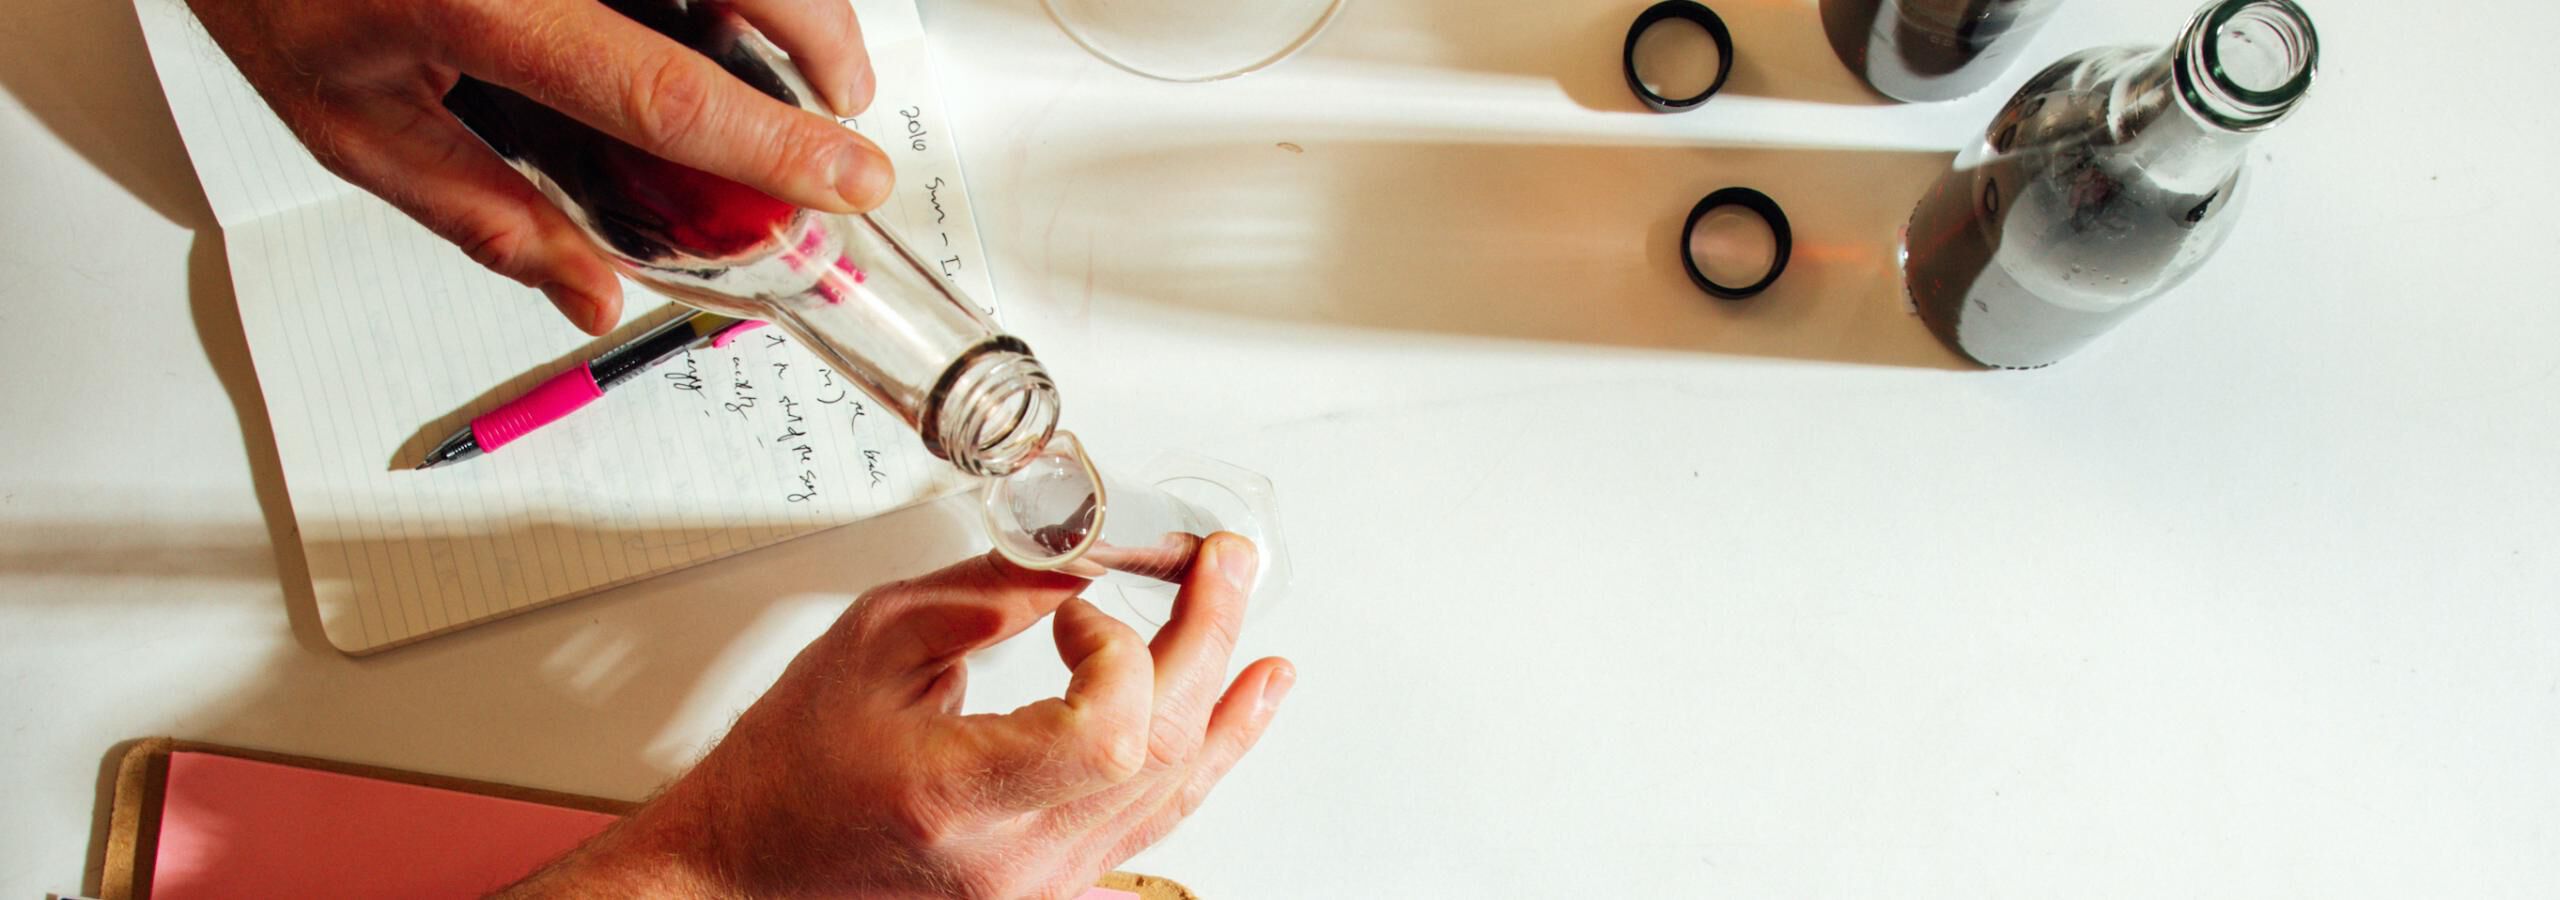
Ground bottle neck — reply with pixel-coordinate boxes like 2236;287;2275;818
2111;0;2317;192
924;339;1060;478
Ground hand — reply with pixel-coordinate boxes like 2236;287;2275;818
497;534;1296;899
186;0;893;335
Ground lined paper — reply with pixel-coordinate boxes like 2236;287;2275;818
135;0;1002;653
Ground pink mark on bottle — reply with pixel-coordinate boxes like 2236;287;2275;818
780;221;867;305
809;257;870;305
471;367;604;451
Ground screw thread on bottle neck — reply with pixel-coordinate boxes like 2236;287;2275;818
925;340;1060;478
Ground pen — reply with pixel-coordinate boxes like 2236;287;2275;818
416;311;769;469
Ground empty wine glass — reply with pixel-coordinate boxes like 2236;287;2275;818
1041;0;1348;82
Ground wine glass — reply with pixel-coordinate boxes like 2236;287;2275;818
1040;0;1348;82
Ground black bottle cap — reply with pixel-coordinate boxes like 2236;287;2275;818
1680;187;1793;300
1624;0;1737;113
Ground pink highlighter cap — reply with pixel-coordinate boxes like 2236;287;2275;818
471;367;604;451
710;319;770;348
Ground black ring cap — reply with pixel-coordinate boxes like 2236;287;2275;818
1681;187;1793;300
1624;0;1736;113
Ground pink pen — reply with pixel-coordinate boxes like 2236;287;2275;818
415;312;767;469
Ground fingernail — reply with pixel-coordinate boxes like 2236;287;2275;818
833;142;892;210
1213;536;1258;590
1257;664;1295;717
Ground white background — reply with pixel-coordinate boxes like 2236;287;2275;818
4;0;2555;897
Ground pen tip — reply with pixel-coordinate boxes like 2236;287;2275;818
414;459;439;471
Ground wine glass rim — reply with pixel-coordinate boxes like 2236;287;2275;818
1039;0;1351;83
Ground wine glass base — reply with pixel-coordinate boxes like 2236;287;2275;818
1107;454;1291;627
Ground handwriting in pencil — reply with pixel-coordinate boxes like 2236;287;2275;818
777;397;811;447
667;350;704;393
723;356;756;419
815;367;848;405
901;106;930;152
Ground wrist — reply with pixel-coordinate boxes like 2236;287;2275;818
493;772;739;899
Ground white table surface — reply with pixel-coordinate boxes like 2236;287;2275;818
5;0;2556;896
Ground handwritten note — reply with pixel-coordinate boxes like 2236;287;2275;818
135;0;1004;653
651;330;915;508
853;102;994;318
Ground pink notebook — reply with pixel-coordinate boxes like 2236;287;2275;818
150;751;1136;899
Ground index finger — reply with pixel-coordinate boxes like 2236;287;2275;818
851;553;1092;677
437;0;893;213
1141;533;1258;770
728;0;876;117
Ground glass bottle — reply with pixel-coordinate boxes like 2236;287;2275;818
1822;0;2067;103
1900;0;2318;369
441;0;1057;476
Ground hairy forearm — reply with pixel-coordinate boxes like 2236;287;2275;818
489;775;735;899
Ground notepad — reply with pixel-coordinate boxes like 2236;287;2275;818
132;0;1003;654
147;750;1142;899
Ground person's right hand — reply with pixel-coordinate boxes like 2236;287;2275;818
495;534;1295;899
187;0;895;335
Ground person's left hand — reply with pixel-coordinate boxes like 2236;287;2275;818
497;535;1293;899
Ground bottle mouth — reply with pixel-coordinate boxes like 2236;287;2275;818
2178;0;2318;130
926;340;1060;478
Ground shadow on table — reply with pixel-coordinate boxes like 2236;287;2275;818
0;0;217;230
1295;0;1888;109
1031;139;1967;369
20;499;983;897
0;0;325;641
959;0;1883;109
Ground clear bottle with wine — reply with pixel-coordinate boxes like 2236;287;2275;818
442;0;1057;476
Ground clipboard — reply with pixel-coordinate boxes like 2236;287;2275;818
102;739;1198;899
